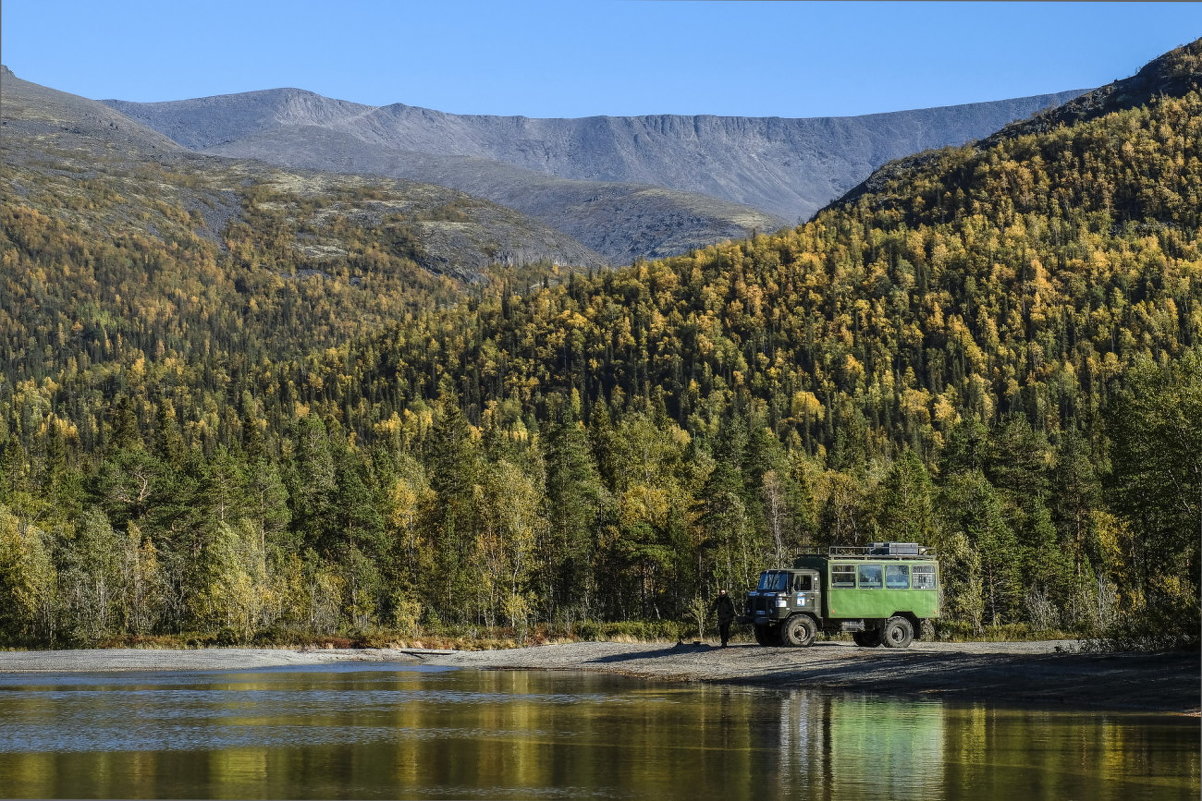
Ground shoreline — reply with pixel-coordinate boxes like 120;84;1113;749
420;640;1200;715
0;647;426;674
0;641;1196;715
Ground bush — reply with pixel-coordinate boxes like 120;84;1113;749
1078;610;1202;653
933;620;1072;642
573;620;689;642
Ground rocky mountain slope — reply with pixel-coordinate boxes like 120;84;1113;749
0;65;182;155
191;122;782;264
106;86;1085;224
3;67;789;266
1;67;605;280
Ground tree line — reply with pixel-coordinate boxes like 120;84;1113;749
0;355;1197;647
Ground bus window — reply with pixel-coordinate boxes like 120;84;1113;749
912;565;937;589
793;574;813;592
885;564;910;589
857;564;883;589
831;566;855;588
758;572;789;591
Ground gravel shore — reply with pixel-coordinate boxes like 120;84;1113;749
0;647;422;673
420;639;1199;714
0;640;1195;714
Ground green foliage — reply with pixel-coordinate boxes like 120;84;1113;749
57;508;121;644
1100;352;1202;647
943;471;1023;625
0;506;55;645
541;402;607;618
573;620;689;642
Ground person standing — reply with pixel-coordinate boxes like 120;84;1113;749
711;588;736;647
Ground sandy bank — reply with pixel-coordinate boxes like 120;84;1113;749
0;640;1195;714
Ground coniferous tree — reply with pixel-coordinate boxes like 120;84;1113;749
541;402;606;619
1105;352;1202;641
423;385;482;621
945;471;1023;625
58;508;121;644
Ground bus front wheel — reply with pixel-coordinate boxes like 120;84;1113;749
780;615;817;647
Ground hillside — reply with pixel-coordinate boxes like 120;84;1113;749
0;65;182;155
833;38;1202;211
326;42;1201;453
304;40;1197;640
105;86;1084;223
0;65;609;383
92;87;788;265
1;66;604;271
0;43;1197;650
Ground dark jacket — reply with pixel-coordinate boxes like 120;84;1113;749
712;593;737;623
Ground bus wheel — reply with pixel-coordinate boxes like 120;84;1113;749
780;615;817;647
882;616;914;649
852;629;882;647
753;625;775;646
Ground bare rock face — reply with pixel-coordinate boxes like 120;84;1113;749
184;122;785;265
105;87;373;151
104;85;1085;223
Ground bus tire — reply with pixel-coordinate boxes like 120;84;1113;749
780;614;817;647
753;624;775;646
882;616;914;649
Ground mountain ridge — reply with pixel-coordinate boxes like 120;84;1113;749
103;85;1087;223
95;79;788;264
0;66;607;285
198;121;784;264
1;64;183;155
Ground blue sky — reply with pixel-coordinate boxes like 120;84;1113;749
3;1;1200;118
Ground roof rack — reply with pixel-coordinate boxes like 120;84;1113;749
798;543;936;559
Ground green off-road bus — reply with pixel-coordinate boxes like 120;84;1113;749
739;543;939;648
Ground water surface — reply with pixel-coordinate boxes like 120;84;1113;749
0;664;1195;799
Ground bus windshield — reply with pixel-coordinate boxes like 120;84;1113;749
757;571;789;591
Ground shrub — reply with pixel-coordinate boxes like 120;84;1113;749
573;620;689;642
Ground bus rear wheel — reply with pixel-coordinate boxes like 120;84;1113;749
882;616;914;649
780;615;817;647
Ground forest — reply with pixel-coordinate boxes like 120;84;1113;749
0;47;1198;649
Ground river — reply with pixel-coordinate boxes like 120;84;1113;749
0;664;1195;799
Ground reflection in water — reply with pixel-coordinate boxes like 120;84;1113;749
0;665;1195;800
770;692;947;799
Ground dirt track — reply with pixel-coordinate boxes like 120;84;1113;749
0;640;1196;714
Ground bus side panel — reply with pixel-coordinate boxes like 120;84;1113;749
826;588;938;619
823;561;941;620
